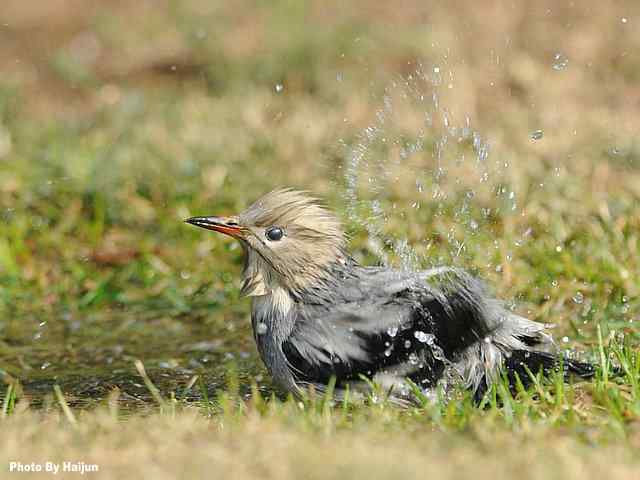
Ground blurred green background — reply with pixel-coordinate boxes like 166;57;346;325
0;0;639;408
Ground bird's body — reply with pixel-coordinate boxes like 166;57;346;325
186;189;594;403
250;261;566;402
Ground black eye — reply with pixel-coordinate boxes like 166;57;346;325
265;227;284;241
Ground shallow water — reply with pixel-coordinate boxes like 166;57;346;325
1;307;271;410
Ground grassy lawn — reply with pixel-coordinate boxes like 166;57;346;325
1;1;639;478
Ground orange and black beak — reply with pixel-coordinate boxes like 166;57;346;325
185;216;244;238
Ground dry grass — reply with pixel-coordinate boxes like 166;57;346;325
1;404;639;480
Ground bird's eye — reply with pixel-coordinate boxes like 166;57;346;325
265;227;284;241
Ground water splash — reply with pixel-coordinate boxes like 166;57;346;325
530;129;544;141
552;52;569;71
256;322;268;335
343;63;517;271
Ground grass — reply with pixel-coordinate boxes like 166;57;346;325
1;348;640;479
1;0;640;477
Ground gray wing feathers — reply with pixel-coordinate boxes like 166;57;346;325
293;300;415;366
289;265;555;394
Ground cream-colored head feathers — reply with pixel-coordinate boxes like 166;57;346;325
237;189;348;296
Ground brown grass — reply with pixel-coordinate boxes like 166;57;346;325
1;407;639;480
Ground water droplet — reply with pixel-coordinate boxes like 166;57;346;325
256;322;268;335
275;83;284;93
621;17;628;24
552;52;569;71
413;331;430;343
384;346;394;357
555;245;563;252
404;340;412;349
530;129;544;141
387;326;398;337
562;336;570;343
572;292;584;304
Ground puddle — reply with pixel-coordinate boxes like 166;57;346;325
0;306;272;411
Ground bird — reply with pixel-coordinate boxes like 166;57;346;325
185;188;595;404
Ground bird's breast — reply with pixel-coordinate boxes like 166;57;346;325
250;288;299;393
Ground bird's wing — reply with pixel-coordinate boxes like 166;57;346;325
281;267;460;392
283;266;554;396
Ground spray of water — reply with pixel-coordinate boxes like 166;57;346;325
343;62;517;272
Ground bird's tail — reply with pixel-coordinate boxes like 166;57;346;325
504;350;596;384
473;350;597;402
474;350;604;402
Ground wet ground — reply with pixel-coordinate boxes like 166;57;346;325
1;304;271;410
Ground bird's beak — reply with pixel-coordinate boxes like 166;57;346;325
184;216;244;238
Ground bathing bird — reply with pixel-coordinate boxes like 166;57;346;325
186;189;594;403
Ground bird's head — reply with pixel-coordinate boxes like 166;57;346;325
186;189;348;296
